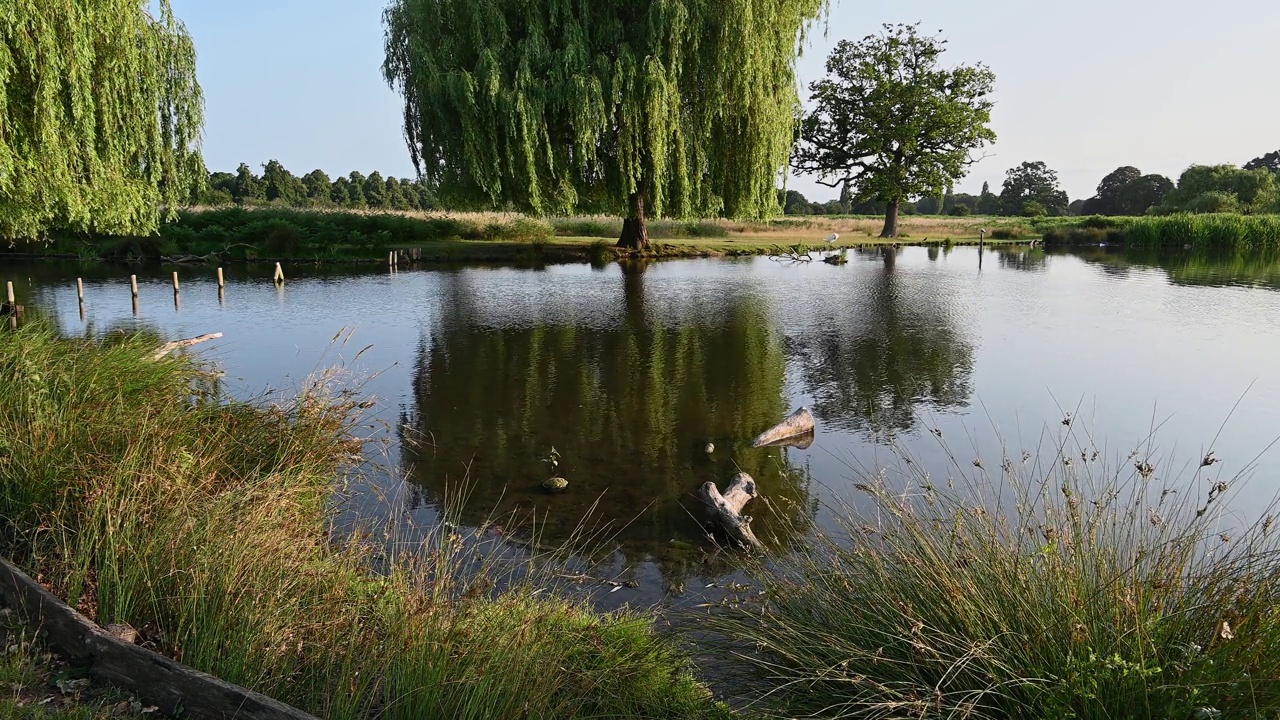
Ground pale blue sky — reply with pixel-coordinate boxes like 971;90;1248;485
172;0;1280;203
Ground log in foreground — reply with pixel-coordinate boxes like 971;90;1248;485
751;407;816;448
0;558;319;720
700;472;763;551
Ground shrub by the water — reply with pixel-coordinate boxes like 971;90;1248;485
0;326;725;720
708;428;1280;718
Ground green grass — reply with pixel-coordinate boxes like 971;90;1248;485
706;424;1280;719
0;326;727;720
1041;214;1280;250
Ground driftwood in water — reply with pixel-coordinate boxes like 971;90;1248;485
751;407;816;448
150;332;223;361
758;430;815;450
700;472;763;550
0;558;319;720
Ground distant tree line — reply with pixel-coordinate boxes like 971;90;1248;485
782;149;1280;218
193;161;436;211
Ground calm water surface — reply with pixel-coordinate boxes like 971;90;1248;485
9;246;1280;605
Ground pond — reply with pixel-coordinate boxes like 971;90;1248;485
9;245;1280;607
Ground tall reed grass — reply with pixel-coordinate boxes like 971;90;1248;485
0;326;726;719
1123;214;1280;251
707;424;1280;719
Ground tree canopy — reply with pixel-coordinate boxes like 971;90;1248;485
0;0;204;240
792;24;996;237
1081;166;1173;216
1244;150;1280;175
999;161;1069;216
1156;164;1279;215
382;0;827;249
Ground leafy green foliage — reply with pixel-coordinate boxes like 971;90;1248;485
794;24;996;236
999;161;1069;216
1157;165;1279;215
382;0;827;227
1080;165;1174;216
0;0;204;240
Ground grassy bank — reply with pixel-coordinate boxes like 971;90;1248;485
7;207;1032;264
0;326;726;719
709;428;1280;718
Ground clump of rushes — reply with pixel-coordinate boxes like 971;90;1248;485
1123;213;1280;251
0;325;726;720
707;423;1280;719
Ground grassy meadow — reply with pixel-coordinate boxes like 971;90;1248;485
0;325;727;720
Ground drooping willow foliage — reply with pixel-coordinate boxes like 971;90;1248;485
382;0;826;232
0;0;204;240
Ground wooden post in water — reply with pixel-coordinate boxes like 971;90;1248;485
389;251;396;272
216;267;225;288
273;263;285;285
76;278;85;303
4;282;14;329
130;275;139;298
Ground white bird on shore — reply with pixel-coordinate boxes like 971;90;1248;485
824;232;839;244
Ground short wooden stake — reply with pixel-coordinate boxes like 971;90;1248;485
172;272;180;294
76;278;85;303
273;263;285;285
4;282;14;329
216;267;225;289
130;275;139;298
5;281;13;305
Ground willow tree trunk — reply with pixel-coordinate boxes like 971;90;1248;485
618;191;651;251
879;200;900;238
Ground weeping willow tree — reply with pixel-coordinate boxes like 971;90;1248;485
382;0;826;249
0;0;204;240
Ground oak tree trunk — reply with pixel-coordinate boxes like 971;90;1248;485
617;190;651;251
879;199;900;238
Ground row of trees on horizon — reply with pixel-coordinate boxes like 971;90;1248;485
203;151;1280;223
782;151;1280;219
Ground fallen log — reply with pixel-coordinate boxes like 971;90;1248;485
150;332;223;361
700;472;763;551
0;558;319;720
757;430;815;450
751;407;816;448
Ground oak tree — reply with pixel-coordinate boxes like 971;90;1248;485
793;24;996;237
999;161;1068;217
382;0;828;249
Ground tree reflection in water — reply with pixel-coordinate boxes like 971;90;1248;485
790;254;976;439
400;262;815;587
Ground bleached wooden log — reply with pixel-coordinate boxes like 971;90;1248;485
757;430;815;450
150;332;223;361
700;472;763;550
751;407;816;448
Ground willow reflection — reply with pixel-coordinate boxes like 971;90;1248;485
791;261;975;438
401;265;813;575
